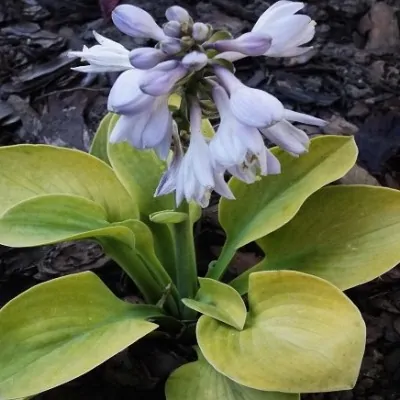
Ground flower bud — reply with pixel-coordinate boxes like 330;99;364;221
182;51;208;71
192;22;211;42
112;4;166;41
160;38;182;55
129;47;167;69
140;61;187;96
210;32;272;57
163;21;182;37
165;5;190;23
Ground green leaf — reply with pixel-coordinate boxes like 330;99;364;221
254;185;400;290
107;141;177;277
0;194;135;248
208;136;357;280
0;144;138;222
182;278;247;330
165;347;299;400
150;210;189;224
89;112;114;164
197;271;365;393
0;272;160;399
219;136;357;249
108;142;174;216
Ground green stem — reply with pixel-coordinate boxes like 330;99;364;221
205;240;237;281
100;238;179;316
173;202;198;319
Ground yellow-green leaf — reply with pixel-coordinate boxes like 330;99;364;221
0;144;138;221
0;194;135;248
255;185;400;290
108;142;174;216
89;112;114;164
219;136;357;249
165;347;298;400
197;271;365;393
182;278;247;330
0;272;160;399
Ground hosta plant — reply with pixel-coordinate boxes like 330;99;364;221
1;2;400;400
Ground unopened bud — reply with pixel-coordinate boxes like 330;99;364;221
182;51;208;71
112;5;166;41
210;32;272;57
163;21;182;37
140;61;187;96
160;37;182;55
129;47;167;69
165;5;190;23
192;22;211;42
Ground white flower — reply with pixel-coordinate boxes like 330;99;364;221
68;31;132;73
214;66;326;155
218;1;316;62
157;101;234;207
209;85;280;182
253;0;315;57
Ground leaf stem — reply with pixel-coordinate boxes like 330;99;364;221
205;240;237;281
99;238;179;316
173;201;198;319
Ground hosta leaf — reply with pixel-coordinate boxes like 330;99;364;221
89;112;114;164
0;144;137;221
108;142;174;216
219;136;357;250
107;141;176;277
0;194;134;248
0;272;160;399
165;347;298;400
197;271;365;393
182;278;247;330
254;185;400;290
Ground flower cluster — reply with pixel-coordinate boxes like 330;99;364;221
69;1;325;207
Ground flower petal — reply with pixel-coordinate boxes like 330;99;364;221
230;87;284;128
253;1;305;32
112;4;166;41
108;69;154;114
261;120;309;155
284;109;327;126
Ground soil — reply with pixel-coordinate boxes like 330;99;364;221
1;0;400;399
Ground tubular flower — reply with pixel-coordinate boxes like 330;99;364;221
70;1;325;207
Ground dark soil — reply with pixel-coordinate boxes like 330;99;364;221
1;0;400;399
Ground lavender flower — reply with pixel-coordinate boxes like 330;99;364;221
109;95;173;158
214;66;326;156
209;85;280;183
208;32;272;57
174;101;234;207
112;4;166;41
71;1;325;207
129;48;168;69
165;6;191;24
